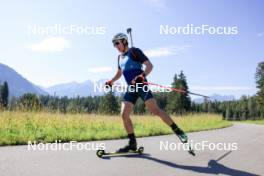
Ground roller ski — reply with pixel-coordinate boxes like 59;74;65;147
97;139;145;158
96;146;144;158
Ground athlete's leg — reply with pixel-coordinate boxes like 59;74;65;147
121;101;135;134
144;98;174;125
145;98;188;143
117;101;137;152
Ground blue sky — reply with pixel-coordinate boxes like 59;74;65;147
0;0;263;98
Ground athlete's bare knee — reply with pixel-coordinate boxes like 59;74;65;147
121;102;133;120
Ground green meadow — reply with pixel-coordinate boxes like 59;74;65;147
0;112;231;145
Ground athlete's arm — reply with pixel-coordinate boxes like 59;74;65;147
142;60;153;77
132;48;153;77
131;60;153;84
111;69;122;82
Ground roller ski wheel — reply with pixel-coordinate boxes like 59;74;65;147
96;149;105;158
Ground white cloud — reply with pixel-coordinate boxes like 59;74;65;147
29;37;71;52
88;67;112;73
191;86;254;91
257;32;264;37
144;45;191;58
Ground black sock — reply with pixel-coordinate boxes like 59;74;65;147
128;133;136;145
170;123;182;134
170;122;178;131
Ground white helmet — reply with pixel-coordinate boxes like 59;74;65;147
112;33;128;43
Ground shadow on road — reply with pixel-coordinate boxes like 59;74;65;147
101;152;259;176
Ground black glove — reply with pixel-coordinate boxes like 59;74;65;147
105;80;113;87
131;73;145;84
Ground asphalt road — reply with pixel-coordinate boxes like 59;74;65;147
1;123;263;176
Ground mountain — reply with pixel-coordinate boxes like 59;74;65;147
193;94;236;103
44;79;108;97
0;63;47;97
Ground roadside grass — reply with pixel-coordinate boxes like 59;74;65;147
0;111;231;146
236;119;264;125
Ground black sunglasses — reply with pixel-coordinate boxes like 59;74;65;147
114;41;120;46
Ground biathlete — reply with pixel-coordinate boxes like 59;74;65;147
106;33;188;153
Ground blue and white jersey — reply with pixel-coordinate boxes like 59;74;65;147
118;47;149;84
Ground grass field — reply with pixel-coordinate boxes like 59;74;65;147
0;112;232;146
237;119;264;125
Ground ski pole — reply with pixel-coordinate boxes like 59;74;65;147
143;81;210;98
127;28;133;47
215;151;232;162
